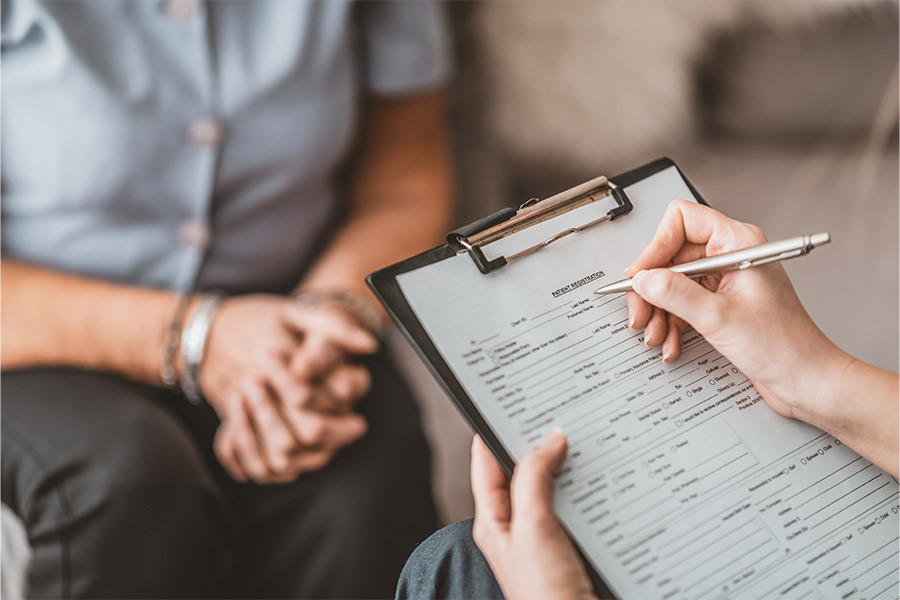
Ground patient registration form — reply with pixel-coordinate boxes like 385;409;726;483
397;167;899;600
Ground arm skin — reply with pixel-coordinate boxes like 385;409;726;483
1;91;454;386
297;91;454;305
1;260;178;383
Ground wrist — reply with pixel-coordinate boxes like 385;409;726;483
177;293;225;404
293;288;386;337
787;343;856;429
159;293;200;388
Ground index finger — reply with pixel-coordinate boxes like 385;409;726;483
625;200;724;276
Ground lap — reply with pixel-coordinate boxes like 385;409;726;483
1;352;438;598
1;367;228;598
396;519;504;600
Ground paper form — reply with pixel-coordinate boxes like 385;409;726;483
397;167;900;600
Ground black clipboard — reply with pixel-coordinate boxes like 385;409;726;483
367;157;708;598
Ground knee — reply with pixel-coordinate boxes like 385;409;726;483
397;519;502;600
90;404;215;517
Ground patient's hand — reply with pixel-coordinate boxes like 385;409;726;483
201;296;376;483
624;199;848;421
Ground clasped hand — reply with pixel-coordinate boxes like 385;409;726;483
198;295;378;484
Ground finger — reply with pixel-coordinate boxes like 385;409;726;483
662;313;688;362
626;290;653;330
510;430;568;523
669;241;709;267
632;269;724;335
282;410;367;451
644;306;668;348
227;393;271;482
320;364;371;410
242;379;296;474
471;436;512;539
214;424;247;482
625;200;724;275
286;449;335;476
256;352;314;409
289;336;343;381
283;304;379;355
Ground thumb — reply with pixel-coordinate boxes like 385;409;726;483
632;269;723;335
511;429;568;521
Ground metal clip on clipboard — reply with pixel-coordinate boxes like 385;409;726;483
446;175;634;274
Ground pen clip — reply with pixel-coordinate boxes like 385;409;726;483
740;247;806;270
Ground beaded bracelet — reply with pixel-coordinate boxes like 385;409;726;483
159;292;192;389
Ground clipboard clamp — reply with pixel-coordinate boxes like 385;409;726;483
447;175;633;274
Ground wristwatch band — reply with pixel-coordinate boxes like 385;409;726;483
179;293;224;405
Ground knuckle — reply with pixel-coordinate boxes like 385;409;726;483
744;223;767;243
213;435;230;461
309;452;332;471
270;433;293;455
650;270;676;299
301;417;327;446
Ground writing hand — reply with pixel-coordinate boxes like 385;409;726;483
625;199;849;420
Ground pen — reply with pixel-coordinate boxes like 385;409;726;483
593;233;831;295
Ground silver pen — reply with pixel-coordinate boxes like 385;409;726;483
593;233;831;295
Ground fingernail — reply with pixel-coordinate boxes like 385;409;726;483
663;350;672;362
628;306;635;329
632;270;649;294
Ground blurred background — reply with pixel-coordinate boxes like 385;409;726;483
395;0;900;525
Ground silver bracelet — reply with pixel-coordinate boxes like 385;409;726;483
294;290;385;337
179;293;224;405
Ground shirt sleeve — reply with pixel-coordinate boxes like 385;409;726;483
359;0;452;96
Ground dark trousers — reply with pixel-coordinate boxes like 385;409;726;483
396;519;503;600
1;353;438;599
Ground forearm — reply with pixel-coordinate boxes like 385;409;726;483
1;259;177;383
298;91;453;304
299;191;451;299
796;351;900;477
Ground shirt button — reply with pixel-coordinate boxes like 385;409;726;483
178;221;210;248
165;0;198;21
187;118;224;148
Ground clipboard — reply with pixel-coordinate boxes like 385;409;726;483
368;157;899;600
368;157;705;597
368;156;707;469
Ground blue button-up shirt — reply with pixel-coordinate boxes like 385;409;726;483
1;0;450;293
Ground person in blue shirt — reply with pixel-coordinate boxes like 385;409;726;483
1;1;453;597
